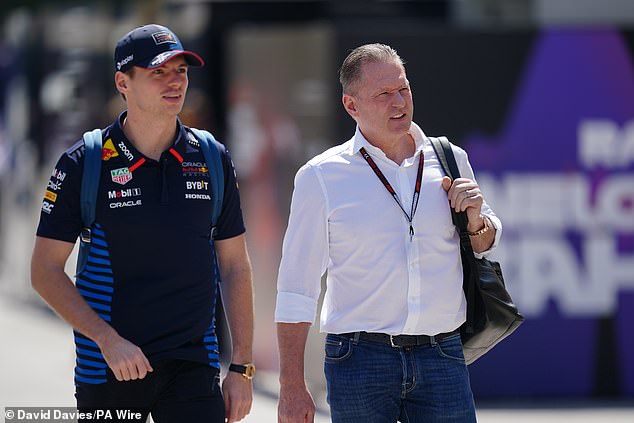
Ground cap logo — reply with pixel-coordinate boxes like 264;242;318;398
117;55;133;70
150;51;174;67
152;31;177;45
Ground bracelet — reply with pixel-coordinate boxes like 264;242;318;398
468;216;490;237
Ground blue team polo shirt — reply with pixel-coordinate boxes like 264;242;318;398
36;111;246;385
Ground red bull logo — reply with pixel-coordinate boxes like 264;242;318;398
102;139;119;161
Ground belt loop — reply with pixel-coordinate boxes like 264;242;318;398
430;335;437;346
353;332;360;345
389;335;398;348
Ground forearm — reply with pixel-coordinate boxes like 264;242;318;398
31;258;117;347
277;322;311;386
218;247;254;363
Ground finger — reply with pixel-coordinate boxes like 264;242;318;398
235;400;247;422
457;189;473;211
244;396;254;419
462;193;483;212
128;359;141;380
136;353;152;378
136;361;147;379
458;190;476;211
441;176;452;192
228;401;240;423
119;363;132;381
143;355;153;373
112;367;123;382
236;397;249;422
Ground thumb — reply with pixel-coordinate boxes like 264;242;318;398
441;176;452;192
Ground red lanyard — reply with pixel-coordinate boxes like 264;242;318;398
359;147;424;241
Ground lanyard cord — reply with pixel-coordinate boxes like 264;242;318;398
359;147;424;241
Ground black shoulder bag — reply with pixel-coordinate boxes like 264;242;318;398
429;136;524;365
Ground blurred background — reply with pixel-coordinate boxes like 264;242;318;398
1;0;633;421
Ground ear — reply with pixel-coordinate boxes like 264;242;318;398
114;71;130;97
342;94;358;119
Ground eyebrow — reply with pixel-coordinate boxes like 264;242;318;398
374;82;409;94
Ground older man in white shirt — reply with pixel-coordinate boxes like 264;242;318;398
276;43;500;423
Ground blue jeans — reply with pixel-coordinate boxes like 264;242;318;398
324;332;476;423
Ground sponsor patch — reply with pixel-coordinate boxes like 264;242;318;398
182;161;208;176
150;52;173;67
152;31;177;45
187;132;200;147
44;190;57;202
185;193;211;200
186;181;209;191
117;54;133;70
42;201;54;214
117;142;134;161
111;167;132;185
108;188;142;199
52;168;67;181
47;180;62;191
109;199;142;209
102;139;119;161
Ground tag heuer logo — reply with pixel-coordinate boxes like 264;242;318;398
111;167;132;185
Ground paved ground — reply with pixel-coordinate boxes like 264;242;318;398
1;294;632;423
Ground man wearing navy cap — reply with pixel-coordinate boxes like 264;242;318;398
31;24;254;422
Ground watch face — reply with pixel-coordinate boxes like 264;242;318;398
230;362;256;379
245;363;256;378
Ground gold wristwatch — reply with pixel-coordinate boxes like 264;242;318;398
229;362;256;380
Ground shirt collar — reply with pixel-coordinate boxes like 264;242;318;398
349;122;428;157
109;110;189;163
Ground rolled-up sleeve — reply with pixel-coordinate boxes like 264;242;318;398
275;164;329;324
454;144;503;257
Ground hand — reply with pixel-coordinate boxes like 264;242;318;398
222;371;253;422
98;331;153;382
442;176;484;231
278;383;315;423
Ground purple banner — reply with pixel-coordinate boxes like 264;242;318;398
465;29;634;398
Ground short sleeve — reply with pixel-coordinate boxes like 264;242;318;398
213;147;246;240
36;146;83;243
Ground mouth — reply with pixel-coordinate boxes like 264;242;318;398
390;113;406;120
162;93;183;101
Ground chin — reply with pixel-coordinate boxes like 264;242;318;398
389;119;411;133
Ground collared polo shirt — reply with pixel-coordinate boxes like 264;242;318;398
275;122;502;336
37;111;245;384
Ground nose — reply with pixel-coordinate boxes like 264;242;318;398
167;70;185;87
392;91;406;108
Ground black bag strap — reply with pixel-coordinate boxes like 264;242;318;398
428;136;477;334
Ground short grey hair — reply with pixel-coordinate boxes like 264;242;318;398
339;43;405;95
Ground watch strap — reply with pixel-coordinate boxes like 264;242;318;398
228;362;255;379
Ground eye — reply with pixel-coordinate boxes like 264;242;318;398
178;67;188;74
153;69;163;75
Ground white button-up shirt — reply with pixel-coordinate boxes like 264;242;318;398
275;123;502;336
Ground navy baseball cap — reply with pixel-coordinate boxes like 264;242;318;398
114;24;204;73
